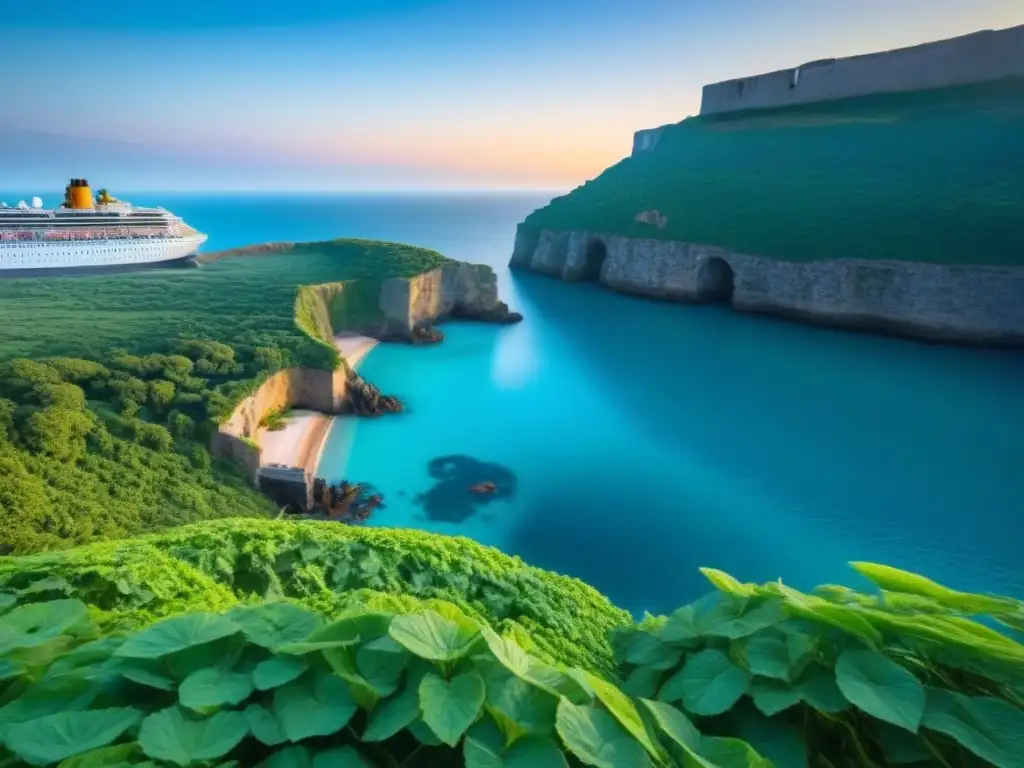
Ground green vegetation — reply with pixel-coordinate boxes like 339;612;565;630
614;563;1024;767
0;595;751;768
523;79;1024;265
0;240;450;554
259;407;290;432
0;541;1021;767
0;519;630;677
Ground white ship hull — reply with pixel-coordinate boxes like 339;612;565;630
0;234;207;272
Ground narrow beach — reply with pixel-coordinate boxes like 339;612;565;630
256;334;379;475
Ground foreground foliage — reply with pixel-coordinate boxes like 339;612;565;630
0;520;632;677
524;79;1024;266
0;594;764;767
613;563;1024;767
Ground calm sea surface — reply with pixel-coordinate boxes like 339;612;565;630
50;193;1024;616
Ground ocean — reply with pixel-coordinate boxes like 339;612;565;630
71;193;1024;616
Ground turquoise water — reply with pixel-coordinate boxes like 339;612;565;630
27;191;1018;617
322;273;1024;616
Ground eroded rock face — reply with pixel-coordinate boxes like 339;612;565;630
340;369;404;416
511;228;1024;345
379;261;522;340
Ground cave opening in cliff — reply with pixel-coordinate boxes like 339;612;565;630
697;257;735;303
581;239;608;282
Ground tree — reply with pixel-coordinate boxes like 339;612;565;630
22;407;94;462
148;380;176;411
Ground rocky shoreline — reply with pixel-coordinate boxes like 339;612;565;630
511;227;1024;346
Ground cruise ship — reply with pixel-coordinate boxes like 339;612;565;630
0;179;207;273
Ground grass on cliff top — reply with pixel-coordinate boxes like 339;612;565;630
0;238;448;363
0;518;630;676
524;78;1024;266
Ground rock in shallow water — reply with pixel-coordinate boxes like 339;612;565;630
341;369;404;416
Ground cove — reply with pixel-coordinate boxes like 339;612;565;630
317;265;1024;617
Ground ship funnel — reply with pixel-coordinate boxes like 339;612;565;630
31;197;42;209
67;178;94;209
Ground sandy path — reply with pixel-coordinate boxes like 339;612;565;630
256;334;380;474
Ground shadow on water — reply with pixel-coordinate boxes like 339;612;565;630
414;455;517;524
511;271;1024;597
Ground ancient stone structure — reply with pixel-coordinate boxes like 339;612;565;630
511;228;1024;345
699;25;1024;116
631;24;1024;155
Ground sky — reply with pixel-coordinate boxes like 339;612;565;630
2;0;1022;192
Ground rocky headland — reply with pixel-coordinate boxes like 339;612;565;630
508;26;1024;347
209;249;522;485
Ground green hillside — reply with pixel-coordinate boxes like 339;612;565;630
522;78;1024;265
0;241;448;554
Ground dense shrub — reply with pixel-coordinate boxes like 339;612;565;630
612;563;1024;767
0;594;762;768
0;520;632;677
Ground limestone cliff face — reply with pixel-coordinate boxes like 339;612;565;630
210;367;348;483
378;261;522;338
512;228;1024;345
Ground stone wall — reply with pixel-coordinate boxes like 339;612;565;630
700;24;1024;116
512;229;1024;345
210;366;347;484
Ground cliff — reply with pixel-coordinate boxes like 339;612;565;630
513;229;1024;344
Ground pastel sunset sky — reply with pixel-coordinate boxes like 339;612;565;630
2;0;1021;192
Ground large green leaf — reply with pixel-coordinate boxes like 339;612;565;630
872;721;931;765
6;708;141;766
311;747;376;767
700;568;758;599
749;680;801;717
485;669;557;737
0;674;100;739
355;635;407;697
742;636;791;682
0;600;90;653
730;706;808;768
245;704;286;747
464;718;568;768
389;610;479;662
621;633;683;671
922;688;1024;768
850;562;1019;616
273;670;357;741
138;707;248;766
834;649;924;732
115;660;176;691
114;614;240;660
255;745;312;768
226;604;322;651
639;699;701;753
580;670;663;761
555;700;653;768
419;670;485;746
621;667;664;700
179;667;254;711
657;606;699;644
55;742;142;767
253;656;308;691
700;599;786;640
282;611;392;654
479;627;588;702
700;736;773;768
770;584;883;649
662;649;750;716
794;668;848;713
362;678;421;742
